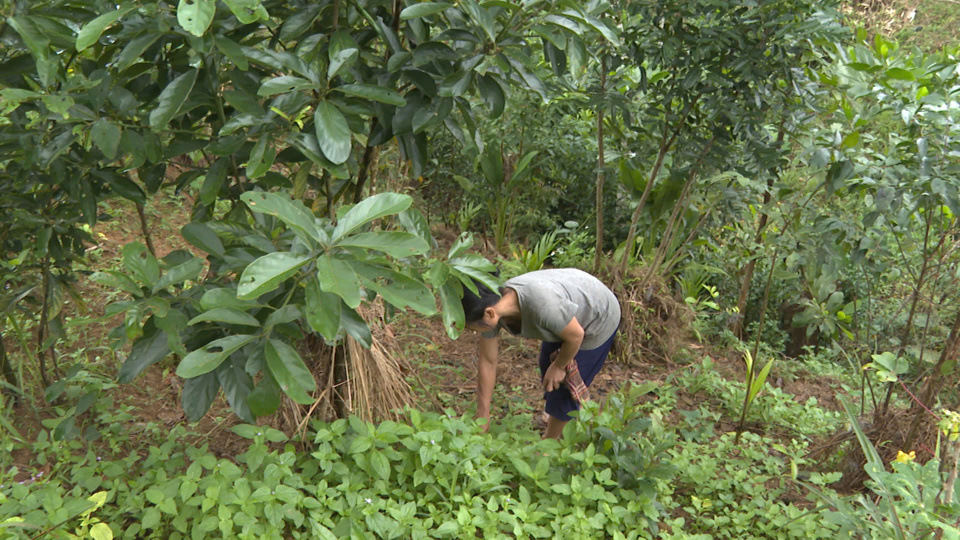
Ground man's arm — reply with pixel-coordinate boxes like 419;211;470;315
543;317;585;392
476;336;498;429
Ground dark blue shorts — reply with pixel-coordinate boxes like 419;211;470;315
538;328;618;421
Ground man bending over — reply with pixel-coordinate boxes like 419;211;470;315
461;268;620;438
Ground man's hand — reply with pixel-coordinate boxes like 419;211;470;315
543;363;566;392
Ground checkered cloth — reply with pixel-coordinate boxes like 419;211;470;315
564;362;590;403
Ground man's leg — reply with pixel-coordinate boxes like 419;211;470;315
539;329;619;437
544;416;568;439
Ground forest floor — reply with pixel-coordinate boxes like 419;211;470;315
5;191;850;476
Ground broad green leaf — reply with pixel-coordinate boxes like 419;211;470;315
214;35;249;70
91;119;122;160
337;231;430;258
248;371;281;417
280;4;321;41
8;16;49;57
181;222;225;257
505;56;546;101
333;84;406;106
199;158;229;205
90;271;143;297
581;14;620;46
152;257;204;293
885;67;915;81
400;2;452;19
118;331;169;383
90;522;113;540
104;174;146;204
841;132;860;149
479;142;503;186
200;288;258;310
369;450;390;481
349;261;437;315
236;252;310;300
245;136;275;179
450;264;499;293
398;208;433;246
749;359;775;401
332;192;413;240
76;4;135;52
115;33;162;71
188;308;261;327
223;0;269;23
264;305;301;332
462;0;495;43
265;339;316;404
477;75;505;118
314;101;352;164
316;254;362;308
305;276;341;340
0;88;40;102
510;150;539;182
149;69;198;131
327;30;359;80
446;233;473;260
122;242;160;286
177;0;216;37
176;335;255;378
241;191;324;245
340;303;372;348
217;357;254;423
439;279;465;338
257;76;315;97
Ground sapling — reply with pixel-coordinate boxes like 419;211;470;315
735;349;774;443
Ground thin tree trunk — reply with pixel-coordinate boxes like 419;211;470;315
618;96;699;279
136;203;157;257
941;441;960;505
332;344;348;418
37;258;51;389
736;248;779;443
353;120;380;203
640;136;716;288
881;210;937;415
903;308;960;447
733;123;785;337
594;57;606;273
0;336;17;404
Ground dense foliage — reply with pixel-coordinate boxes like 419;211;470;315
3;0;960;537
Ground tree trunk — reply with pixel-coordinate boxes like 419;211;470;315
593;58;606;273
733;123;785;337
640;136;716;288
353;121;380;204
0;335;18;404
37;258;51;389
881;210;939;416
904;308;960;448
332;344;348;418
136;203;157;257
618;96;699;279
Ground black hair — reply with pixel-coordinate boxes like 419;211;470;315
460;280;501;324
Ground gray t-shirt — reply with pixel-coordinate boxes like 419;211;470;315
483;269;620;350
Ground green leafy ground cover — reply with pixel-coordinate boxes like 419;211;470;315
0;365;849;539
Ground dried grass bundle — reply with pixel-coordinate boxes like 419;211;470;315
277;301;414;441
598;263;695;365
